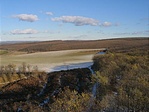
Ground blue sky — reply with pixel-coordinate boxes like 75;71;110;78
1;0;149;41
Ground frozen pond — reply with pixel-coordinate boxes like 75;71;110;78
50;62;93;72
49;51;105;72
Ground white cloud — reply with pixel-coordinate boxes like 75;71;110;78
51;16;99;26
131;31;143;35
11;29;38;34
114;32;130;35
46;12;53;16
42;30;60;34
114;23;120;26
101;22;112;27
13;14;39;22
114;30;149;35
73;35;88;39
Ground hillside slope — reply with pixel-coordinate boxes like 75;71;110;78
0;38;148;52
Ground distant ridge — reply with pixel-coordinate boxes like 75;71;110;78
0;37;148;52
0;41;39;45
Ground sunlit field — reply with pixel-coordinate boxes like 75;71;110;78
0;49;104;71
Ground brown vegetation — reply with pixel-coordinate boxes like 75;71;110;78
0;38;148;111
0;66;92;111
92;49;149;111
0;38;148;53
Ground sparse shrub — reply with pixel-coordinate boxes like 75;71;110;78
50;87;92;112
92;50;149;111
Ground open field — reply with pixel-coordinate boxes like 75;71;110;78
0;50;8;55
0;38;148;71
0;38;148;52
0;49;105;72
0;37;148;86
0;38;148;111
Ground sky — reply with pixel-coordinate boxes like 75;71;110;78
1;0;149;41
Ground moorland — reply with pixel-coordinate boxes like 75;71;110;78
0;37;148;111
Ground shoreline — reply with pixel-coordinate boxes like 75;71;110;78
1;49;105;72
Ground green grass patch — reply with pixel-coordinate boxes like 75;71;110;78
0;50;9;55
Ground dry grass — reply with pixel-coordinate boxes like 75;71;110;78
0;38;148;72
0;38;148;52
0;74;26;88
0;49;104;72
0;50;9;55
